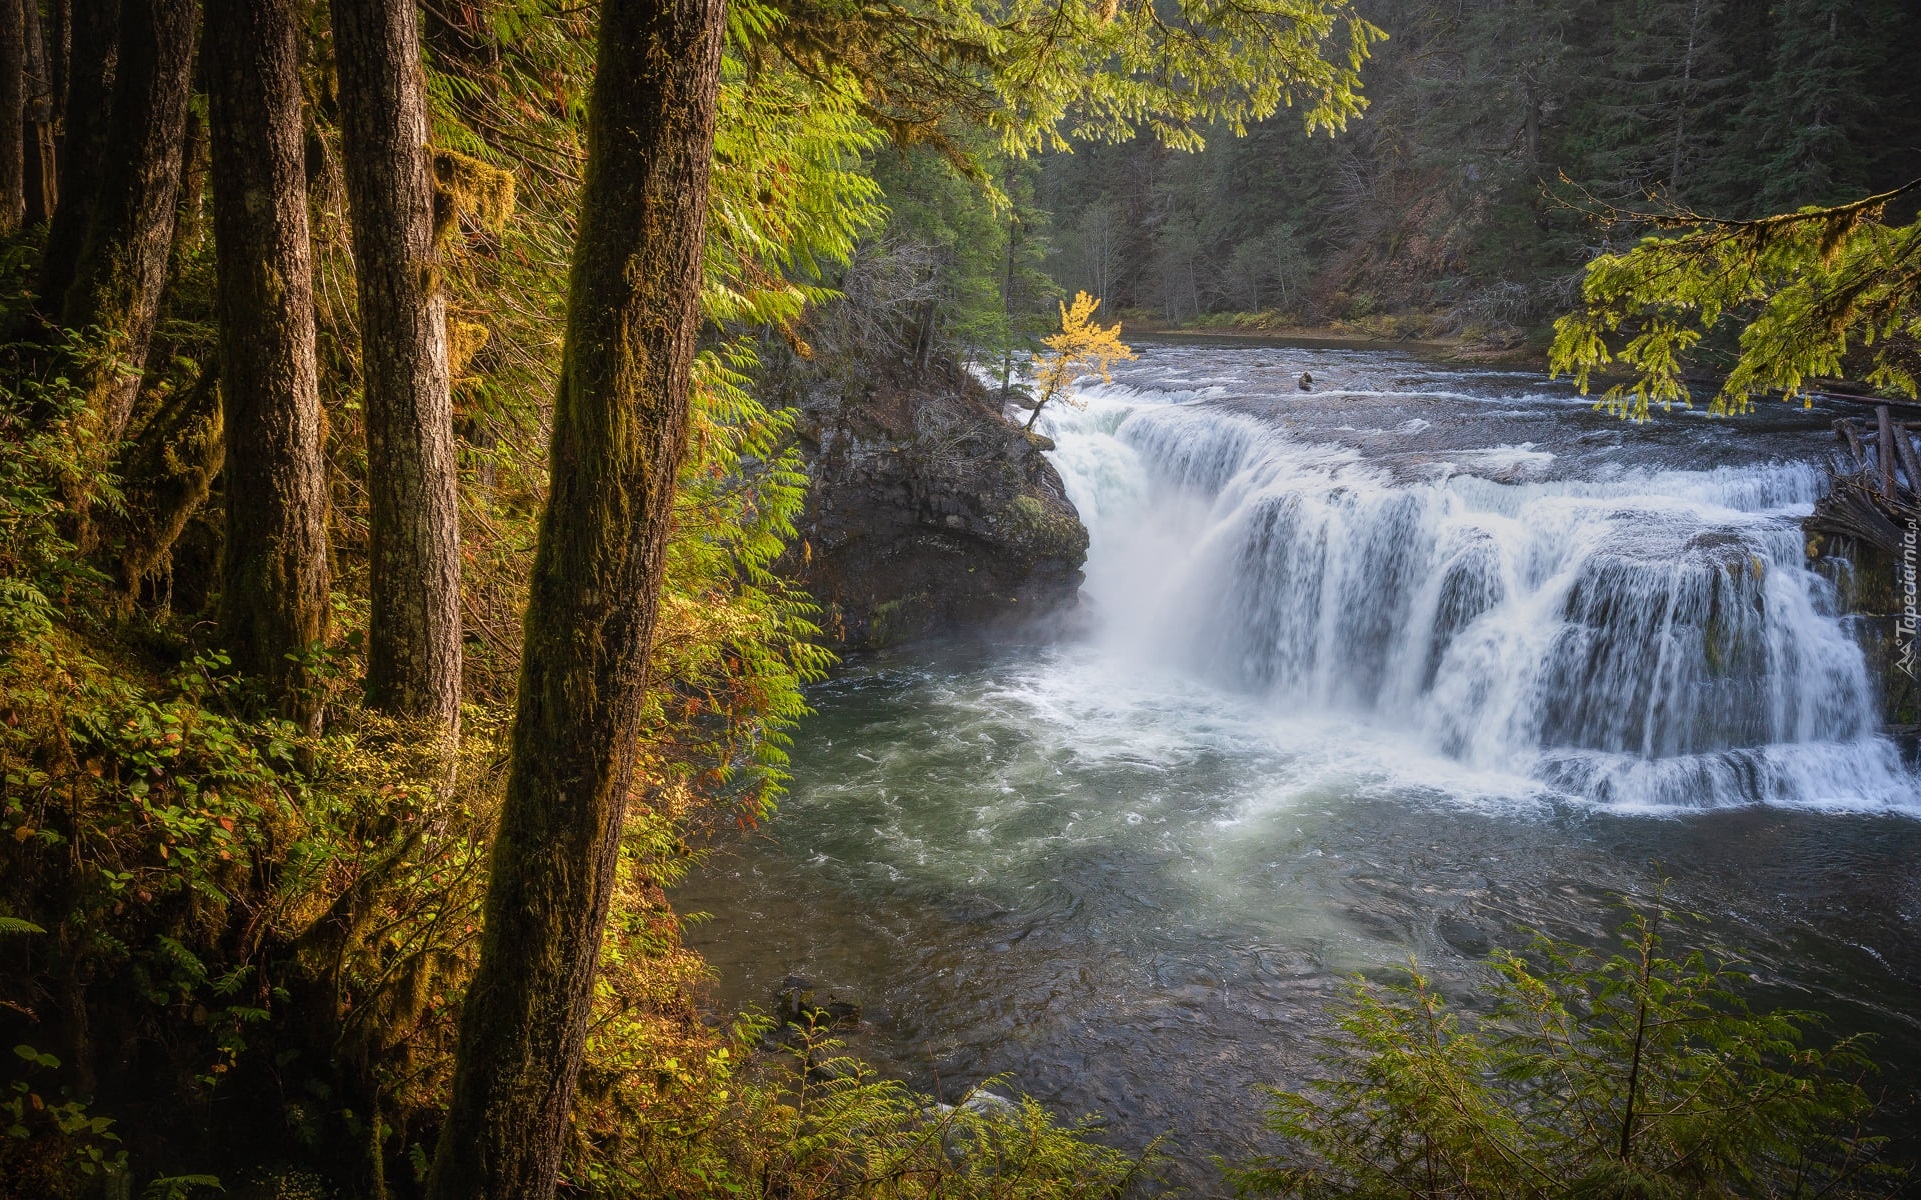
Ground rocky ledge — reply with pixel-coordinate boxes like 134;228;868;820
782;357;1087;650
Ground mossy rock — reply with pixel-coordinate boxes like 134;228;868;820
1006;495;1088;560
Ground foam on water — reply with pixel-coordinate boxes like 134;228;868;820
1033;372;1918;814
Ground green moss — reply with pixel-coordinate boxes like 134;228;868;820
430;149;516;247
1005;493;1088;560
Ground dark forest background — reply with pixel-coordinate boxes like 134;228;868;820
1023;0;1921;337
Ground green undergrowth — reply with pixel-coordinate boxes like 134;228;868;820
0;322;1154;1197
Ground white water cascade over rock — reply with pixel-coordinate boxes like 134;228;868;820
1038;350;1917;812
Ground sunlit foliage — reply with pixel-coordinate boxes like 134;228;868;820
1024;291;1136;428
758;0;1382;161
1550;179;1921;420
1;0;1394;1189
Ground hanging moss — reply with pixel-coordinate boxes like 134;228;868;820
114;364;225;604
431;148;516;247
448;318;491;379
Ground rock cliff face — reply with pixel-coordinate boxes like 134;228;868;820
783;358;1088;649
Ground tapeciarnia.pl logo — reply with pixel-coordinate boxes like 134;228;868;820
1900;518;1918;679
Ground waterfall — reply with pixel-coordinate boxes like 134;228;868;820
1039;379;1917;812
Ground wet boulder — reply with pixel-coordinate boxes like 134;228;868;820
771;975;861;1032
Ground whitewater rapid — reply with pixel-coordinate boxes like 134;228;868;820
1033;355;1917;813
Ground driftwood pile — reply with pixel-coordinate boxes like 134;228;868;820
1809;405;1921;555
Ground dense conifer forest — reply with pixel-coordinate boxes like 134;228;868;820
1035;0;1921;338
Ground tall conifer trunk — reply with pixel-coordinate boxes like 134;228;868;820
56;0;195;443
206;0;331;712
330;0;462;730
1;0;25;236
424;0;725;1191
36;0;112;311
49;0;67;120
22;0;57;225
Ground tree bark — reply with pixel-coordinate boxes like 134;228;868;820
330;0;462;731
57;0;196;444
424;0;725;1191
22;0;56;225
50;0;68;125
206;0;331;714
1;0;27;235
1896;424;1921;501
37;0;116;316
1879;405;1897;500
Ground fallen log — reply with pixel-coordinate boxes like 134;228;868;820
1897;424;1921;501
1878;406;1899;499
1835;418;1869;471
1807;474;1908;555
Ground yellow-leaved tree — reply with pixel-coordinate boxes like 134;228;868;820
1024;291;1138;430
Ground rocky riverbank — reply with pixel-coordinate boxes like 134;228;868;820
780;357;1088;650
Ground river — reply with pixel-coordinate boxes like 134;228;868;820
677;340;1921;1190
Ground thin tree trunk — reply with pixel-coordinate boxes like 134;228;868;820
998;208;1017;397
1668;0;1703;197
174;99;208;254
424;0;725;1191
331;0;462;731
1896;424;1921;499
50;0;68;124
207;0;331;715
57;0;196;444
37;0;116;316
1524;75;1541;170
1;0;27;236
1878;405;1897;500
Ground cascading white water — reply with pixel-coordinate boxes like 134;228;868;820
1037;370;1917;812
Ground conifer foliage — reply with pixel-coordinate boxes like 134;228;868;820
1233;906;1899;1200
3;0;1905;1194
1550;179;1921;419
0;0;1378;1192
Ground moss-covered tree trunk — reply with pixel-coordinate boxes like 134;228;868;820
330;0;462;731
55;0;195;443
36;0;113;311
424;0;725;1191
206;0;330;712
0;0;25;236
